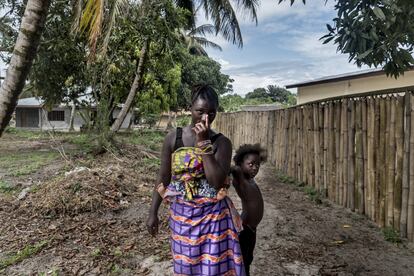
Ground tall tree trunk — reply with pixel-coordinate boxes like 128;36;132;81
0;0;51;136
69;101;76;131
110;39;149;132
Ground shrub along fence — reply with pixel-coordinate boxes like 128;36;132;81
214;90;414;242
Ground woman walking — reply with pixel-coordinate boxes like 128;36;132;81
146;85;245;275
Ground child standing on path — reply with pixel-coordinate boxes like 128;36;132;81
231;144;266;276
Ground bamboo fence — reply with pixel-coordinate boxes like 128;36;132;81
214;91;414;241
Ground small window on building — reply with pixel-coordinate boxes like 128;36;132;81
48;110;65;121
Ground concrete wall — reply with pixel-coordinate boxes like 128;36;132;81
40;108;70;130
16;107;134;131
297;70;414;104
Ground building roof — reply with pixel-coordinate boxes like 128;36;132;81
285;68;388;89
240;103;283;112
16;97;44;107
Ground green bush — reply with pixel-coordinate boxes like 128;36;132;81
176;116;191;127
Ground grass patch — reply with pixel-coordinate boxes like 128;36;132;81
0;151;60;177
303;186;323;204
4;127;49;140
39;269;59;276
142;157;161;168
90;248;102;258
275;170;323;204
63;133;96;153
382;227;402;243
125;130;165;151
275;171;305;187
0;180;15;194
0;240;48;270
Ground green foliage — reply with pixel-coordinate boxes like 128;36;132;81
178;52;233;109
283;0;414;78
0;240;48;270
382;227;402;243
141;114;160;128
29;0;89;107
126;130;165;151
0;180;14;194
219;93;275;112
39;269;59;276
245;85;296;106
303;186;323;204
63;133;96;153
90;248;102;258
275;170;322;203
176;115;191;127
4;127;49;140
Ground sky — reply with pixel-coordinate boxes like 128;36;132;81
200;0;369;96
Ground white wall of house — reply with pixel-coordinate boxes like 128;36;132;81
16;106;134;131
40;108;70;130
297;70;414;104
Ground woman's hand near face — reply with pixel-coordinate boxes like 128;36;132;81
193;114;210;142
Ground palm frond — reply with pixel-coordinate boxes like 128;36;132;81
192;36;222;51
188;24;216;36
100;0;129;55
235;0;259;24
203;0;243;48
79;0;105;58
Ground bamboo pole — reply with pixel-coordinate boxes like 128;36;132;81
367;98;376;220
362;99;368;215
334;102;343;204
379;98;386;227
384;97;391;227
355;100;364;214
309;106;315;187
283;110;290;173
328;102;335;200
401;92;411;238
324;104;329;193
296;108;301;180
387;97;396;227
338;99;348;206
319;103;328;193
298;108;303;182
408;94;414;241
313;104;320;190
394;96;404;231
303;106;309;184
374;98;381;224
348;100;355;211
288;110;293;176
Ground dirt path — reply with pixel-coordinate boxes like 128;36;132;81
240;165;414;276
2;131;414;275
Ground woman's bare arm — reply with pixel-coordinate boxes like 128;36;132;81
202;135;232;190
146;130;174;235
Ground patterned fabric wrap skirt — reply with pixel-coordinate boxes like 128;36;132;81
169;196;245;276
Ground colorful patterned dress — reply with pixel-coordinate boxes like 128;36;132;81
163;146;245;276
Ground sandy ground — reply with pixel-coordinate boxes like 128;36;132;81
244;166;414;276
1;133;414;275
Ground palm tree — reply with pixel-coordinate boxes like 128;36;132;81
77;0;259;132
0;0;51;136
176;0;259;47
181;24;222;56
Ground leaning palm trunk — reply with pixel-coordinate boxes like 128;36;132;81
69;102;76;131
0;0;51;136
110;39;149;132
